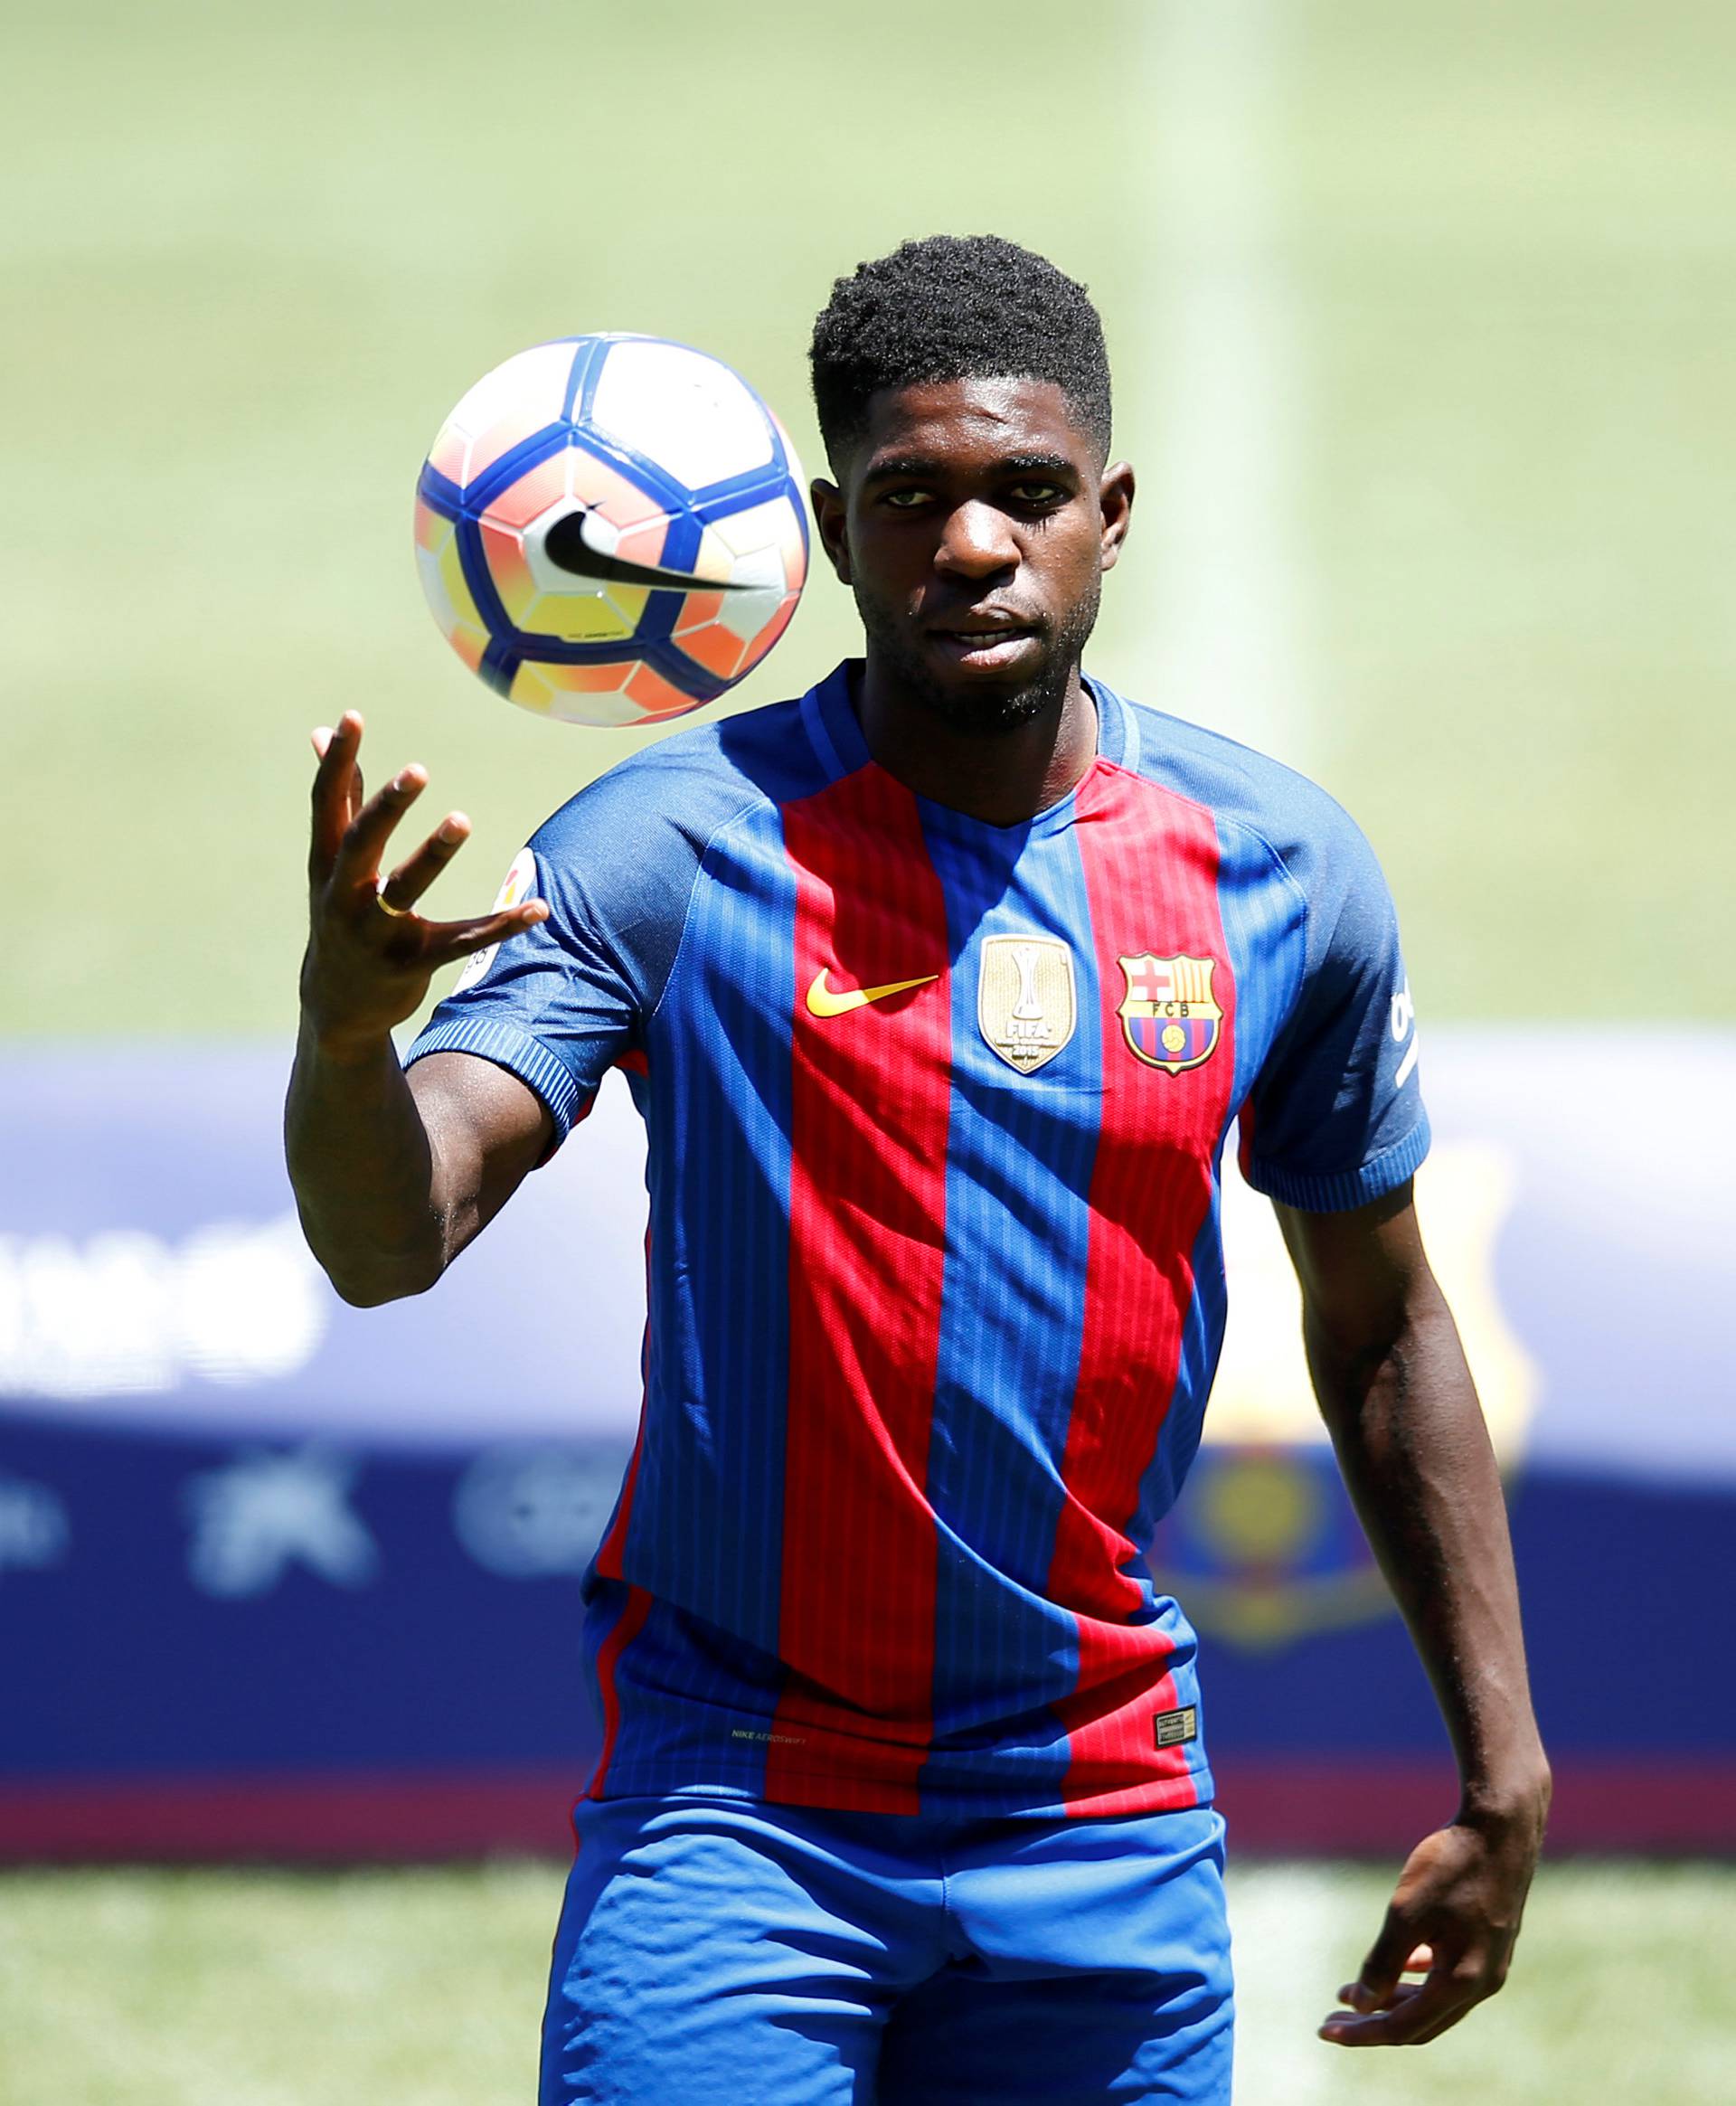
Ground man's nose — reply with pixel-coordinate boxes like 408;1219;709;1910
935;501;1017;578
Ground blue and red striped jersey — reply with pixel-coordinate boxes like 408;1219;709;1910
406;664;1429;1818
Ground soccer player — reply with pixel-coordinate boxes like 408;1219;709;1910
287;236;1550;2102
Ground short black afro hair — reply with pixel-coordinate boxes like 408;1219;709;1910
809;234;1111;467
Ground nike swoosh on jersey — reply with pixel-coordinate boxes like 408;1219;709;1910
543;507;754;595
804;968;940;1018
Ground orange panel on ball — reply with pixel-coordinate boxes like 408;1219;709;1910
533;660;637;693
508;657;632;719
672;591;725;635
486;452;571;534
741;591;799;671
624;663;700;716
675;620;748;683
638;690;712;722
480;521;539;625
448;624;486;674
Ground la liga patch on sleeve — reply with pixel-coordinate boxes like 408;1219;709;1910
454;846;538;992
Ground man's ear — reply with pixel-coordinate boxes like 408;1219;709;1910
810;477;853;586
1098;460;1136;574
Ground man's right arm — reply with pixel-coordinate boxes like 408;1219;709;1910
285;711;552;1307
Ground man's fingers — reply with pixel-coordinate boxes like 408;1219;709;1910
1329;1978;1423;2020
309;713;365;880
1330;1981;1425;2019
424;898;549;966
1320;1900;1454;2041
1319;1971;1473;2047
377;813;473;913
1335;1945;1433;2008
334;762;429;885
1349;1903;1421;2009
312;710;362;767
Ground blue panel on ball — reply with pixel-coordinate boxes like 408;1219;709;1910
657;509;703;571
562;336;609;424
416;462;464;521
478;636;520;695
455;515;515;644
641;636;732;703
693;469;807;522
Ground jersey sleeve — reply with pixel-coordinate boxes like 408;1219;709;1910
1236;808;1429;1213
402;761;701;1153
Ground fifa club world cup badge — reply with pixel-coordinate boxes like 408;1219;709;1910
977;934;1078;1073
1118;954;1223;1073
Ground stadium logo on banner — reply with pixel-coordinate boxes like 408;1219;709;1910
182;1447;379;1598
977;935;1077;1073
1149;1140;1537;1648
453;1445;628;1576
0;1475;69;1574
1117;953;1222;1072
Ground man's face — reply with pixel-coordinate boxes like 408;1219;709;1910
811;378;1134;734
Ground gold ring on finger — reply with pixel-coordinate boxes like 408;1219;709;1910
375;883;412;919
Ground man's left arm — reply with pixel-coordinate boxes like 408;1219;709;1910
1276;1180;1552;2049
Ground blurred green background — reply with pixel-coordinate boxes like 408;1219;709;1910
4;2;1732;2099
5;0;1731;1042
4;1858;1732;2106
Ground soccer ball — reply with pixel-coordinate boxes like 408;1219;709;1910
414;335;808;726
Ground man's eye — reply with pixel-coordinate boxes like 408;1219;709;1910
1010;481;1065;506
882;489;934;509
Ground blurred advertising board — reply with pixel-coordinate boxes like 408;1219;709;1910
1;1036;1731;1857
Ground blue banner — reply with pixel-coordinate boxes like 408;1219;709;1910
2;1036;1731;1855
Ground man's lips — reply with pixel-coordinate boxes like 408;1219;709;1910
932;623;1039;637
928;619;1043;667
927;610;1041;637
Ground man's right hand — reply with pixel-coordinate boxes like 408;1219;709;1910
300;710;549;1060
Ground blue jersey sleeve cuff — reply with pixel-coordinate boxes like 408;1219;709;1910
402;1015;592;1148
1242;1110;1431;1214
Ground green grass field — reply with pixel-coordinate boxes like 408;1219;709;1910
3;0;1731;1039
2;1858;1731;2104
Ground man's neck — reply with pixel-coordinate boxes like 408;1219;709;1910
852;659;1099;828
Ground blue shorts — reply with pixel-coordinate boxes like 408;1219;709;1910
540;1793;1232;2103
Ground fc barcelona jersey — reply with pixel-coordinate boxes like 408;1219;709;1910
406;663;1429;1819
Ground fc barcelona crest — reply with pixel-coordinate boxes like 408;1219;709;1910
1118;954;1223;1074
978;934;1077;1073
